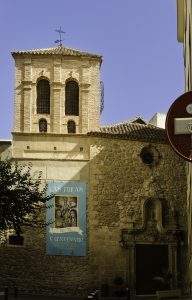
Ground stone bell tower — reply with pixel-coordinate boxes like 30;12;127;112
12;45;102;135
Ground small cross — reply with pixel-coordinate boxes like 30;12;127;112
55;27;65;46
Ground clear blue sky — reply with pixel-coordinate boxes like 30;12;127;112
0;0;184;138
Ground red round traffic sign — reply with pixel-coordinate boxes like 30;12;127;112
166;91;192;162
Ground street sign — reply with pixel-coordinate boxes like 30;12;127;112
166;91;192;162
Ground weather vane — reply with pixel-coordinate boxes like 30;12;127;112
55;27;65;46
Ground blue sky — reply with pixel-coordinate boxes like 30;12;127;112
0;0;184;138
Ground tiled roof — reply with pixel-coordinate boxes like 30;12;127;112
11;45;102;60
0;140;11;144
88;121;167;143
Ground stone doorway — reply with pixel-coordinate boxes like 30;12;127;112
136;244;169;295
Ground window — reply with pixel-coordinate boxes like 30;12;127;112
140;148;154;165
39;118;47;133
140;146;160;166
67;120;76;133
65;80;79;115
8;234;24;246
37;79;50;114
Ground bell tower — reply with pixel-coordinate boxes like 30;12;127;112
12;45;102;135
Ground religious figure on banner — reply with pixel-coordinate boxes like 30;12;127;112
55;196;78;228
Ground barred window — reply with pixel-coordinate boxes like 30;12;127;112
65;81;79;116
67;120;76;133
39;118;47;133
37;79;50;114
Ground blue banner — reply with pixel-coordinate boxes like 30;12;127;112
46;181;86;256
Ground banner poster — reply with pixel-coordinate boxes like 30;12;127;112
46;181;87;256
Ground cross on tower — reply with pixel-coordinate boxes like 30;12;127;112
55;27;65;46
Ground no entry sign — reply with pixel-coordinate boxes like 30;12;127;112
166;91;192;162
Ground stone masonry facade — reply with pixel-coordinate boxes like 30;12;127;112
13;48;101;134
88;137;187;291
0;134;188;295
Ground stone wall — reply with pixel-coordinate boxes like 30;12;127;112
0;136;188;295
0;143;90;296
12;132;90;162
0;225;89;296
88;137;187;289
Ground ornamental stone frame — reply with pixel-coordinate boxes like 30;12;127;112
121;195;182;294
121;232;180;294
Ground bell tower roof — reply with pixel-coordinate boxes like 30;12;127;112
11;45;102;62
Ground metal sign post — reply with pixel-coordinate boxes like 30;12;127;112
166;91;192;292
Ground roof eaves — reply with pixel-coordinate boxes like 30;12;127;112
11;46;102;61
87;130;167;144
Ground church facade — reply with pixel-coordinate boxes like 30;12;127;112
0;45;188;296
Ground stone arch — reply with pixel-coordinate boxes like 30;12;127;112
39;118;48;133
142;198;165;233
67;120;76;133
36;77;50;114
65;79;79;116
